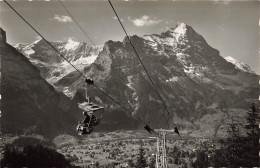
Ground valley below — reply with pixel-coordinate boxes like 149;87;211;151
1;130;220;168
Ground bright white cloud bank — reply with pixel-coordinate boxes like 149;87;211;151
130;15;162;27
53;15;72;23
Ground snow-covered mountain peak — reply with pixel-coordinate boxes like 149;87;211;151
64;39;80;50
33;38;43;44
172;22;187;35
225;56;236;63
225;56;254;73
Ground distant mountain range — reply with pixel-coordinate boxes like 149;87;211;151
4;23;259;137
14;38;103;97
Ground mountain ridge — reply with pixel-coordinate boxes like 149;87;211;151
10;23;259;137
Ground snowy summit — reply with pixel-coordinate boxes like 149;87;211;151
225;56;254;73
173;22;187;35
64;39;80;50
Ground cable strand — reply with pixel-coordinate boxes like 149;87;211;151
108;0;176;127
3;0;136;123
58;0;96;46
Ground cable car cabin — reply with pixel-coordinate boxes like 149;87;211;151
76;101;104;135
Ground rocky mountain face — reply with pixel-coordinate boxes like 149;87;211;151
12;23;259;137
15;38;103;97
1;28;83;138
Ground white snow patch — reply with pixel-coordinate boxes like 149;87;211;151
176;53;190;66
24;49;35;56
147;35;177;47
172;22;187;42
184;65;195;74
126;75;138;102
64;39;80;50
143;36;154;42
143;35;159;50
26;38;42;49
72;54;98;65
166;76;179;82
173;23;187;35
225;56;253;73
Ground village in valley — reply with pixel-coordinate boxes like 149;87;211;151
52;131;217;168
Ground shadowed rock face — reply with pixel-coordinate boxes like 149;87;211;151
10;23;259;137
81;23;259;136
1;29;82;138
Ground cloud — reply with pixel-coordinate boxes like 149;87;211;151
53;15;72;23
213;0;231;5
129;15;162;27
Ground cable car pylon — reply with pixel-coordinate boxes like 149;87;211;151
154;129;175;168
145;125;180;168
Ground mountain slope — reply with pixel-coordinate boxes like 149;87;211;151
83;23;259;135
12;23;259;137
1;28;82;138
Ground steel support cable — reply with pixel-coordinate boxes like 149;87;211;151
3;0;146;125
107;0;177;128
59;0;163;130
58;0;95;46
3;0;85;78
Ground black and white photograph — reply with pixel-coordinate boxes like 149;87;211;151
0;0;259;167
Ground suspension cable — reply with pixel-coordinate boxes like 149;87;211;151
3;0;144;124
107;0;177;127
4;0;179;136
58;0;95;46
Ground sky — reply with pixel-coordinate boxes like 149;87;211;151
0;0;259;74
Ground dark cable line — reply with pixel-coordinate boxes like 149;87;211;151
4;0;177;137
93;84;145;124
3;0;142;124
108;0;177;127
3;0;86;78
58;0;96;46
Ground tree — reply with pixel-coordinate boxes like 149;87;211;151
211;148;227;168
136;145;148;168
245;104;259;135
1;144;71;167
243;103;260;167
223;121;243;168
148;156;156;168
95;161;99;168
192;151;208;168
128;159;135;168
